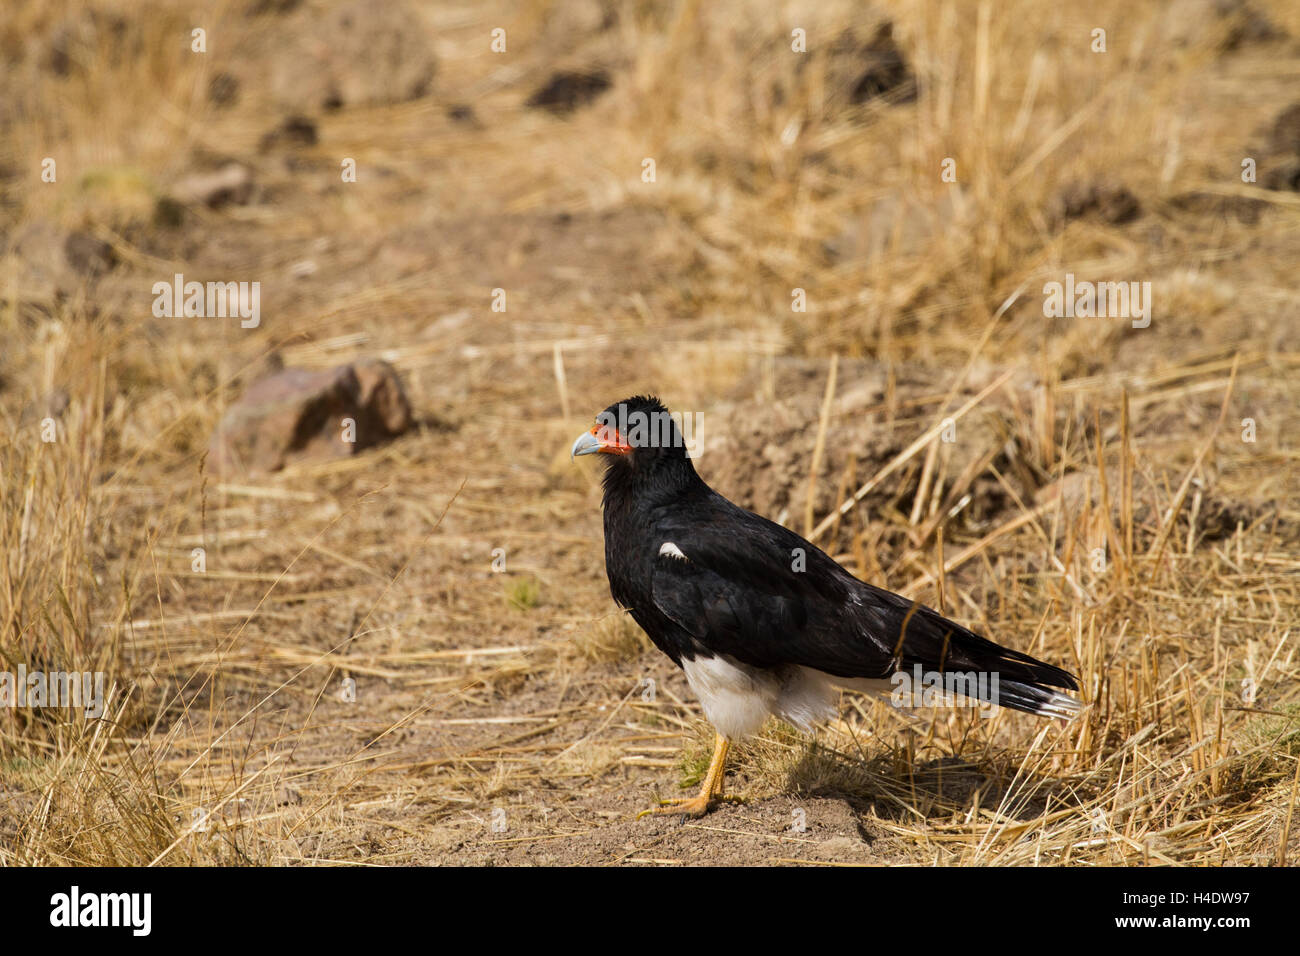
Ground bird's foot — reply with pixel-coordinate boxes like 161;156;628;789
637;794;714;819
636;793;745;820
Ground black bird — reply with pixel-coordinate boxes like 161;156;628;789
572;395;1081;817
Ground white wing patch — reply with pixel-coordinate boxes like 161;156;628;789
658;541;688;561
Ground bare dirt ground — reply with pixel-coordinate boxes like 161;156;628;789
2;0;1299;866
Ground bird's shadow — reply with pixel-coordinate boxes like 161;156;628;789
777;738;1080;830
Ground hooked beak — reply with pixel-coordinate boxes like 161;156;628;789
570;423;632;460
570;430;602;459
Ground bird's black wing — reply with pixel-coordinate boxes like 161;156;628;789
649;499;1077;694
648;503;895;676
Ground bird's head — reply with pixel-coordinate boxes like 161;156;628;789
570;395;696;487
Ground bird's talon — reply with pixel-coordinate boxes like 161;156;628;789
637;795;714;819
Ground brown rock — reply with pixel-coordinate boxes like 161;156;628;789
208;359;412;474
208;72;240;108
63;232;116;277
352;358;413;434
447;104;477;125
525;70;611;114
259;115;318;152
1050;180;1141;227
846;23;916;105
817;23;917;110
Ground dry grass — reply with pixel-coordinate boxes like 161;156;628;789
1;0;1298;865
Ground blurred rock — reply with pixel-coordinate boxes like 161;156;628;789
352;358;413;434
170;162;254;207
208;359;412;474
208;72;240;108
447;104;477;125
844;23;916;105
270;0;435;111
62;232;117;277
153;196;186;229
1050;180;1141;227
810;22;916;112
525;70;611;114
260;115;318;151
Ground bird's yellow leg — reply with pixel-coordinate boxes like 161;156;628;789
707;737;747;805
639;733;735;818
710;740;729;799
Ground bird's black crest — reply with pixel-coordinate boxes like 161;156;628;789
598;394;669;423
595;395;689;454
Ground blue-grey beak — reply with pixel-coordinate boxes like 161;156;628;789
571;430;601;459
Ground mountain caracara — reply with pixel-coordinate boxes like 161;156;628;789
572;395;1081;818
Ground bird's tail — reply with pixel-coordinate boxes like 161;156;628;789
987;678;1083;719
862;583;1084;719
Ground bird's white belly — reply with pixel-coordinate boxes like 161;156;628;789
681;656;894;739
681;655;778;740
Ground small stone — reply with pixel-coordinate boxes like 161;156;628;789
525;70;611;114
260;115;318;151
